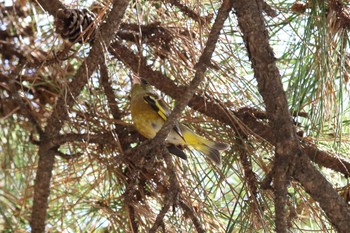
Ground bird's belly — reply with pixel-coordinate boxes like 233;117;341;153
133;115;162;139
133;115;185;145
166;131;186;145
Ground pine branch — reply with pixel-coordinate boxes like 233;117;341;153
110;38;350;177
236;108;350;176
149;150;179;233
179;200;205;233
7;63;44;136
29;0;130;232
233;0;297;230
166;0;210;24
100;62;123;122
232;1;350;232
148;0;233;149
33;0;65;16
49;132;124;147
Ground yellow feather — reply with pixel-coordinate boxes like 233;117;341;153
130;80;229;166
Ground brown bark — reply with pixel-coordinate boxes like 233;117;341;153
29;0;130;232
25;0;350;232
147;0;234;150
232;0;299;231
110;41;350;178
232;0;350;232
110;1;350;232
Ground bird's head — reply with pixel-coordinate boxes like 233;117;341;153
131;78;154;97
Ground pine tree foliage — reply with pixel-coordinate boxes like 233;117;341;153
1;0;350;232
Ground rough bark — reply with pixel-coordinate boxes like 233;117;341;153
232;0;350;232
29;0;130;232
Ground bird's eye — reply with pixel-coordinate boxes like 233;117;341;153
141;79;149;85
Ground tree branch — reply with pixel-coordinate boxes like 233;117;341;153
101;63;122;119
232;0;302;231
110;38;350;178
149;150;179;233
30;0;129;232
49;132;122;147
7;64;44;136
178;200;205;233
232;0;350;232
166;0;211;24
32;0;65;16
236;108;350;176
294;152;350;232
132;0;234;157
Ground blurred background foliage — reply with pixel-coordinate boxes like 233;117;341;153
1;0;350;232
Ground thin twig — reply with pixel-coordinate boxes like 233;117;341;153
55;150;83;160
30;0;130;232
100;60;123;120
110;40;350;177
7;64;44;136
148;199;172;233
146;0;234;150
149;148;179;233
237;139;259;198
178;200;205;233
100;60;130;155
34;0;65;16
232;0;350;231
259;0;277;17
166;0;210;24
127;204;139;233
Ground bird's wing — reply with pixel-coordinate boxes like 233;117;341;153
143;93;170;121
143;93;184;140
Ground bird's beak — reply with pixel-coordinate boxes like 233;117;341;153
131;75;141;84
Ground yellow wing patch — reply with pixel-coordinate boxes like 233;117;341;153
143;94;185;140
143;94;169;121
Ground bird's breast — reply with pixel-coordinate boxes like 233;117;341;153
130;95;186;145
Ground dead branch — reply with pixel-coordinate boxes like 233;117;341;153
178;200;205;233
166;0;212;24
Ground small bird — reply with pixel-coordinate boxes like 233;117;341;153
130;79;229;167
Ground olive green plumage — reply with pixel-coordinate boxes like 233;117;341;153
130;80;229;166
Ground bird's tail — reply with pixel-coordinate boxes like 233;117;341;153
180;124;229;167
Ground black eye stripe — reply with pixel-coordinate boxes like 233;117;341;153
144;96;159;112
